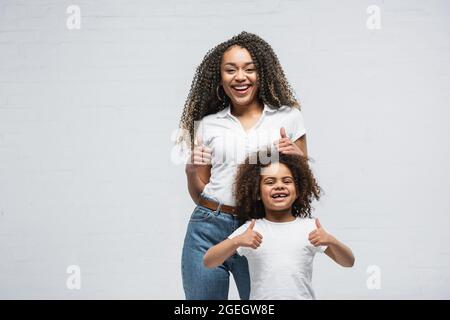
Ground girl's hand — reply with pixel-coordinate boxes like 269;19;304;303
236;220;263;249
274;127;304;156
308;219;334;247
190;136;212;167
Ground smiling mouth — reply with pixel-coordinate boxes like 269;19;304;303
271;194;288;199
270;193;289;202
231;84;251;95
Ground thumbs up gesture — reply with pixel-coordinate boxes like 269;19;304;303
190;135;212;166
274;127;304;156
236;219;263;249
308;219;333;247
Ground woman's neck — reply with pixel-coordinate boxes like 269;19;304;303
230;100;263;118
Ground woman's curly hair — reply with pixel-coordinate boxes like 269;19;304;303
234;150;320;221
177;31;300;149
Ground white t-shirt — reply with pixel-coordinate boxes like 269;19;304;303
228;217;327;300
196;104;306;206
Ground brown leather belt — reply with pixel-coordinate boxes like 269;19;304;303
198;197;237;216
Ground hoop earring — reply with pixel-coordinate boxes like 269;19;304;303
216;85;224;101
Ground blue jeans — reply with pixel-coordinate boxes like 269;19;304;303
181;193;250;300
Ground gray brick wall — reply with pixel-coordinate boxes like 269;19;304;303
0;0;449;299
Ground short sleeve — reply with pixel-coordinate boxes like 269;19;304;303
228;221;251;256
307;218;328;254
289;108;306;142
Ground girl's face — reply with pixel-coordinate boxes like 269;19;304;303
220;45;259;108
259;162;298;213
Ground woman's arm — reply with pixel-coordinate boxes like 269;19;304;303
185;139;212;204
276;128;308;158
308;219;355;268
204;220;262;268
293;134;308;157
185;163;211;204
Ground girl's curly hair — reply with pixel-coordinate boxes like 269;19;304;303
234;151;320;221
177;31;300;149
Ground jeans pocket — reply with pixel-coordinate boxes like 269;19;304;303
189;206;213;222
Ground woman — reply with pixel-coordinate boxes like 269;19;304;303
177;31;308;300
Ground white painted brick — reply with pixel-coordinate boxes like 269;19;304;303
1;0;450;300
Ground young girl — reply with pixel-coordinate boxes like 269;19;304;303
178;31;309;299
203;151;355;300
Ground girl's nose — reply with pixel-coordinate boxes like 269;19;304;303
274;183;286;190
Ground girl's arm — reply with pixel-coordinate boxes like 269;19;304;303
308;219;355;268
323;238;355;268
204;220;262;268
203;238;241;269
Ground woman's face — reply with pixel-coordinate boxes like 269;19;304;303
259;162;298;212
220;45;259;108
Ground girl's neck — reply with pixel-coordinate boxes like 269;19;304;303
230;100;263;118
264;209;296;223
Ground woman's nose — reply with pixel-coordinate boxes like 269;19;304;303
235;69;246;81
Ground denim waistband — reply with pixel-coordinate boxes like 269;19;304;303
198;192;238;219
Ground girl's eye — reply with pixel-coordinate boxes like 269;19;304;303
226;70;235;73
246;69;255;72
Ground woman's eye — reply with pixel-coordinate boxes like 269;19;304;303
246;69;255;72
226;70;235;73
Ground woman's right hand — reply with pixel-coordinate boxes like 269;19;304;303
185;136;212;200
236;220;263;249
190;136;212;167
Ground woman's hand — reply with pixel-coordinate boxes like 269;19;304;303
186;136;212;175
308;219;334;247
190;136;212;167
235;220;263;249
185;136;212;204
274;127;304;157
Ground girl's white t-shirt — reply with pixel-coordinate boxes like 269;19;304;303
196;104;306;206
228;217;327;300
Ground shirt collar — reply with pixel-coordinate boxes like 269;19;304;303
216;103;279;119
